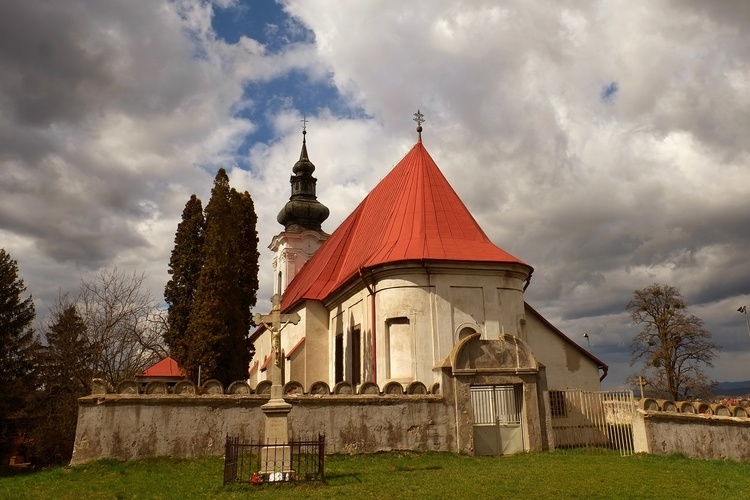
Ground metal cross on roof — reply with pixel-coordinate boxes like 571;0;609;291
413;109;425;127
413;109;425;141
301;115;308;132
252;294;301;368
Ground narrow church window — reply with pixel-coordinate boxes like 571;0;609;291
351;325;361;386
549;390;567;418
385;317;413;382
276;271;282;295
335;333;344;383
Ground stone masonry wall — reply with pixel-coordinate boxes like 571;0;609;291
632;409;750;461
71;393;455;465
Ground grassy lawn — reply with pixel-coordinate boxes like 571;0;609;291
2;449;749;499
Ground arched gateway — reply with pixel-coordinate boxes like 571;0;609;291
444;332;549;455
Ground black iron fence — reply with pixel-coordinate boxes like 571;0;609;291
223;434;325;485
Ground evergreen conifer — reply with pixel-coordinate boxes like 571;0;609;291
164;195;205;366
0;248;39;458
175;169;258;385
31;302;92;465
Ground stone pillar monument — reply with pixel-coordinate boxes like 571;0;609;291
252;294;300;473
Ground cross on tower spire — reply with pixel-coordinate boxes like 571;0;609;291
413;109;425;142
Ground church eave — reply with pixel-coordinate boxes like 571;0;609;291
283;258;533;313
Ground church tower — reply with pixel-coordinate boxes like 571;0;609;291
270;127;330;297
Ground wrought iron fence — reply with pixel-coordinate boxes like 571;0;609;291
549;389;635;456
223;434;325;485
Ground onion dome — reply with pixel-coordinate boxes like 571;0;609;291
277;130;330;232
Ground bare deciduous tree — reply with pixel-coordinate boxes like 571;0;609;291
79;268;167;386
627;283;719;400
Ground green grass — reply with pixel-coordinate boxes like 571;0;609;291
2;449;750;499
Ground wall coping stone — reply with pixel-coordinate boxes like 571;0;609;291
639;409;750;426
78;393;446;407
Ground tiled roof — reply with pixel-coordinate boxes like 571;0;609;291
142;356;183;377
281;141;531;310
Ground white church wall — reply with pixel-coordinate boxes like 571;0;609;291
373;274;435;387
524;312;601;391
250;300;330;389
252;328;272;384
270;230;329;296
449;286;486;338
264;261;603;394
428;265;528;354
299;301;329;386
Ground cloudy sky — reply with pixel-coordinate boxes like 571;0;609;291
3;0;749;388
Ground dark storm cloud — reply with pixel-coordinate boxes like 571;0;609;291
0;2;114;126
0;0;262;317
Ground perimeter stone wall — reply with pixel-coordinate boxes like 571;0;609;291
632;409;750;461
71;389;455;464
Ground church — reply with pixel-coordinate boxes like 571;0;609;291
249;116;606;404
70;116;612;463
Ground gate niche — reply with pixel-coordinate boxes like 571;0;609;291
442;333;550;455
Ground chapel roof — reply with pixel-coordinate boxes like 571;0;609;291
281;136;531;310
141;356;184;378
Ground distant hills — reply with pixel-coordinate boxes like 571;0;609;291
715;380;750;396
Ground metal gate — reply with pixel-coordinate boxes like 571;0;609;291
549;389;635;456
470;385;524;456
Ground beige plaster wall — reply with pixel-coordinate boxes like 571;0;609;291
71;393;455;465
374;281;434;386
270;229;328;297
303;301;330;385
253;300;331;388
335;264;529;388
268;261;603;395
523;312;601;390
632;410;750;461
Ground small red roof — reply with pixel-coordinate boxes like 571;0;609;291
142;356;184;378
281;141;531;310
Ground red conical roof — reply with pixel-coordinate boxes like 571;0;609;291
281;141;531;310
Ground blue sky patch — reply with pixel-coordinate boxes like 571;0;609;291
212;0;314;52
601;81;619;102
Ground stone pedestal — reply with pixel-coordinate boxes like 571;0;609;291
260;383;293;475
261;394;291;443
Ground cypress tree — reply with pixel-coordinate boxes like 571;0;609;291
183;169;250;385
231;189;260;363
164;195;205;367
0;248;39;458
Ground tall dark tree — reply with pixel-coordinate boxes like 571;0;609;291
231;189;259;362
0;248;39;460
627;283;719;400
30;299;92;466
164;195;205;366
181;169;256;385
